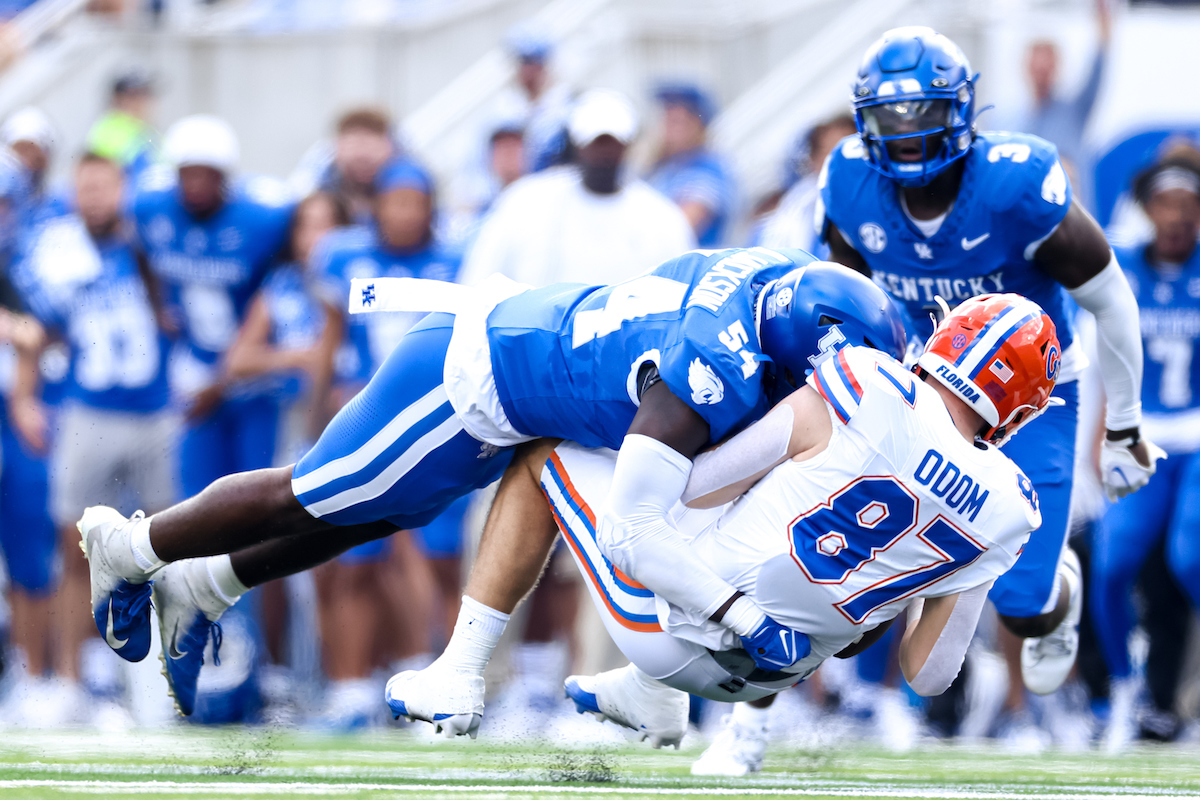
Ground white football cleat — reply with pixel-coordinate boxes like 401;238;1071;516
1021;547;1082;696
78;507;155;663
691;714;768;776
385;661;484;739
564;664;689;749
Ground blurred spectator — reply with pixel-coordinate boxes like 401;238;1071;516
87;68;159;181
7;153;175;727
0;0;34;21
2;107;67;220
306;158;459;729
1092;151;1200;750
444;115;526;249
133;114;294;499
458;87;694;735
1011;0;1111;203
756;114;856;255
645;82;735;247
460;88;695;287
0;118;65;726
290;107;400;225
500;27;572;173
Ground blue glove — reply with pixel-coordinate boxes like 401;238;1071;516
739;615;811;671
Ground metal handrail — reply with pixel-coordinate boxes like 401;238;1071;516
10;0;93;50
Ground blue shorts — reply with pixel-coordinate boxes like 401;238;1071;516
416;494;470;559
180;394;280;498
292;314;514;529
988;380;1078;619
0;416;58;595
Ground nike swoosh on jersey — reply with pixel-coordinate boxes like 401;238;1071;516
961;233;990;250
105;600;128;649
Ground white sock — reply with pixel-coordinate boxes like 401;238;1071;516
438;595;509;674
732;699;771;729
208;554;250;603
179;556;244;621
130;516;166;575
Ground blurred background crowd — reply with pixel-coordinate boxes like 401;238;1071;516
0;0;1197;756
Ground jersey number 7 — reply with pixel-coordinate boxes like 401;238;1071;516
788;476;987;624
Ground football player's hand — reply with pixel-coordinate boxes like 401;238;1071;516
1100;432;1166;502
740;614;811;671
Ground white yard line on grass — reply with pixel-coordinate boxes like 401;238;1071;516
2;781;1200;799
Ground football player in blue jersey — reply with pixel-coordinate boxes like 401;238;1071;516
8;152;175;713
1091;155;1200;750
77;246;907;729
132;115;295;499
817;27;1162;713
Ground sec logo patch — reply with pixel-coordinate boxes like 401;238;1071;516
859;223;887;253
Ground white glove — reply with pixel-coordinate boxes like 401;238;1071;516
1100;436;1167;502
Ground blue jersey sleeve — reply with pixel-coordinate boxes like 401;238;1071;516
657;306;766;443
816;136;871;247
978;134;1072;257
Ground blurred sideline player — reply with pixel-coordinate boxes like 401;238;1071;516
507;293;1055;753
8;153;175;725
133;114;294;500
79;249;905;728
223;190;347;712
289;108;400;227
1092;154;1200;750
0;111;71;721
304;158;461;728
645;83;736;247
816;27;1159;737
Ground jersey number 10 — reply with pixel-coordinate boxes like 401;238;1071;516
788;476;987;624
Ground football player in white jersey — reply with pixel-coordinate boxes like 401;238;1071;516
409;293;1058;749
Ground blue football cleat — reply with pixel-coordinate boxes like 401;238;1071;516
78;507;154;663
153;564;223;717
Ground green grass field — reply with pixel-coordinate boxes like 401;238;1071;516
1;727;1199;799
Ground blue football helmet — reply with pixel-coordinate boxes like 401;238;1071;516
852;26;977;187
758;259;909;407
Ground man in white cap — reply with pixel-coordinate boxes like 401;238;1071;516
2;106;64;219
456;88;693;732
460;88;695;288
132;115;294;501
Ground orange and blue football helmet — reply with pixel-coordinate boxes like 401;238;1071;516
917;293;1060;446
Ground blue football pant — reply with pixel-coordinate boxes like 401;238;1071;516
989;380;1079;619
292;313;513;530
1090;448;1200;678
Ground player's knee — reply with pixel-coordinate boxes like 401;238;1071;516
998;611;1056;639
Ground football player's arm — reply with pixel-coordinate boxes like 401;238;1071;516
899;581;992;697
682;385;833;508
598;381;809;668
1034;202;1163;494
824;223;871;277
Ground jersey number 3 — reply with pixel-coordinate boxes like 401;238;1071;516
788;476;987;624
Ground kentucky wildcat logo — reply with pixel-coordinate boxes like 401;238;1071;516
689;358;724;405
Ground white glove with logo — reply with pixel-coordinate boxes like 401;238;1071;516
1100;434;1167;502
